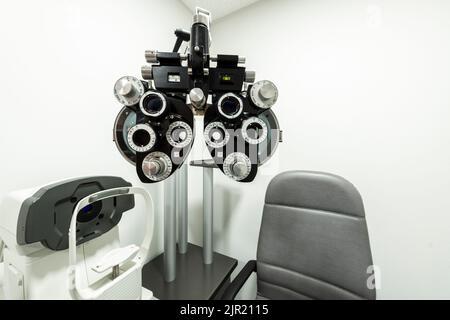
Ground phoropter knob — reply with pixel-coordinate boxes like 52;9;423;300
244;71;256;83
189;88;206;109
145;50;158;63
249;80;278;109
114;76;145;106
141;65;153;80
223;152;252;181
142;152;173;182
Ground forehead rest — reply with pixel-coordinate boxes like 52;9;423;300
17;176;135;251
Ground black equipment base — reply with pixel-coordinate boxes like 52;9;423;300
142;243;238;300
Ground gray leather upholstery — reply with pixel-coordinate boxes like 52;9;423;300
256;171;376;300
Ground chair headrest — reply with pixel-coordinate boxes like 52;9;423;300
265;171;365;217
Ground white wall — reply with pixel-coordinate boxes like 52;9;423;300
187;0;450;299
0;0;191;258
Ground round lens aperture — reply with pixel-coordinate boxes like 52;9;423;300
221;97;240;116
144;96;163;114
140;91;167;117
204;122;230;148
132;129;151;147
210;127;225;143
166;121;193;148
77;201;102;223
241;117;268;145
127;124;156;153
247;123;263;139
218;93;243;119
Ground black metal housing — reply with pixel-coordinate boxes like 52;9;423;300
17;176;135;251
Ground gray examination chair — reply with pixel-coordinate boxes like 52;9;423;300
223;171;376;300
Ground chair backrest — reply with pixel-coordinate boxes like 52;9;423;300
256;171;376;300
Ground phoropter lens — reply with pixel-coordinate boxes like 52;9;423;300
132;129;151;147
143;95;163;114
246;123;263;140
221;97;240;116
166;121;193;148
218;93;243;119
204;122;230;148
241;117;268;145
140;91;167;117
127;124;156;152
209;127;225;143
173;128;185;141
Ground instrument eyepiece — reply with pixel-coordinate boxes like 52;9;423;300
140;91;167;117
218;93;243;119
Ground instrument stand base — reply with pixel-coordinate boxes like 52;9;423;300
142;243;237;300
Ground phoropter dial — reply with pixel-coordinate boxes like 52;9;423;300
249;80;278;109
223;152;252;181
217;93;244;119
127;123;157;153
241;117;268;145
114;76;145;106
140;91;167;117
142;152;173;182
166;121;193;148
204;122;230;148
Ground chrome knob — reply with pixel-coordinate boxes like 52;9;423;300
144;160;163;176
189;88;206;109
141;65;153;80
114;76;145;106
117;81;133;96
259;82;277;100
223;152;251;181
238;56;246;64
145;50;158;63
249;80;278;109
142;152;172;181
232;161;247;177
245;71;256;83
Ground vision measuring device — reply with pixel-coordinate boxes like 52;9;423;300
0;8;281;300
113;8;281;183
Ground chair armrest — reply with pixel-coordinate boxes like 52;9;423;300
222;260;257;300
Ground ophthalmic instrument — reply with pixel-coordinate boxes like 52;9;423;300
113;8;281;183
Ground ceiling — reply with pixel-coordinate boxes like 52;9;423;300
180;0;262;21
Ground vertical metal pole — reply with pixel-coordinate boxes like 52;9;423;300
177;164;188;254
164;174;176;282
203;166;213;264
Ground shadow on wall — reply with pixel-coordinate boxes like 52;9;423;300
187;183;243;250
213;184;243;252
